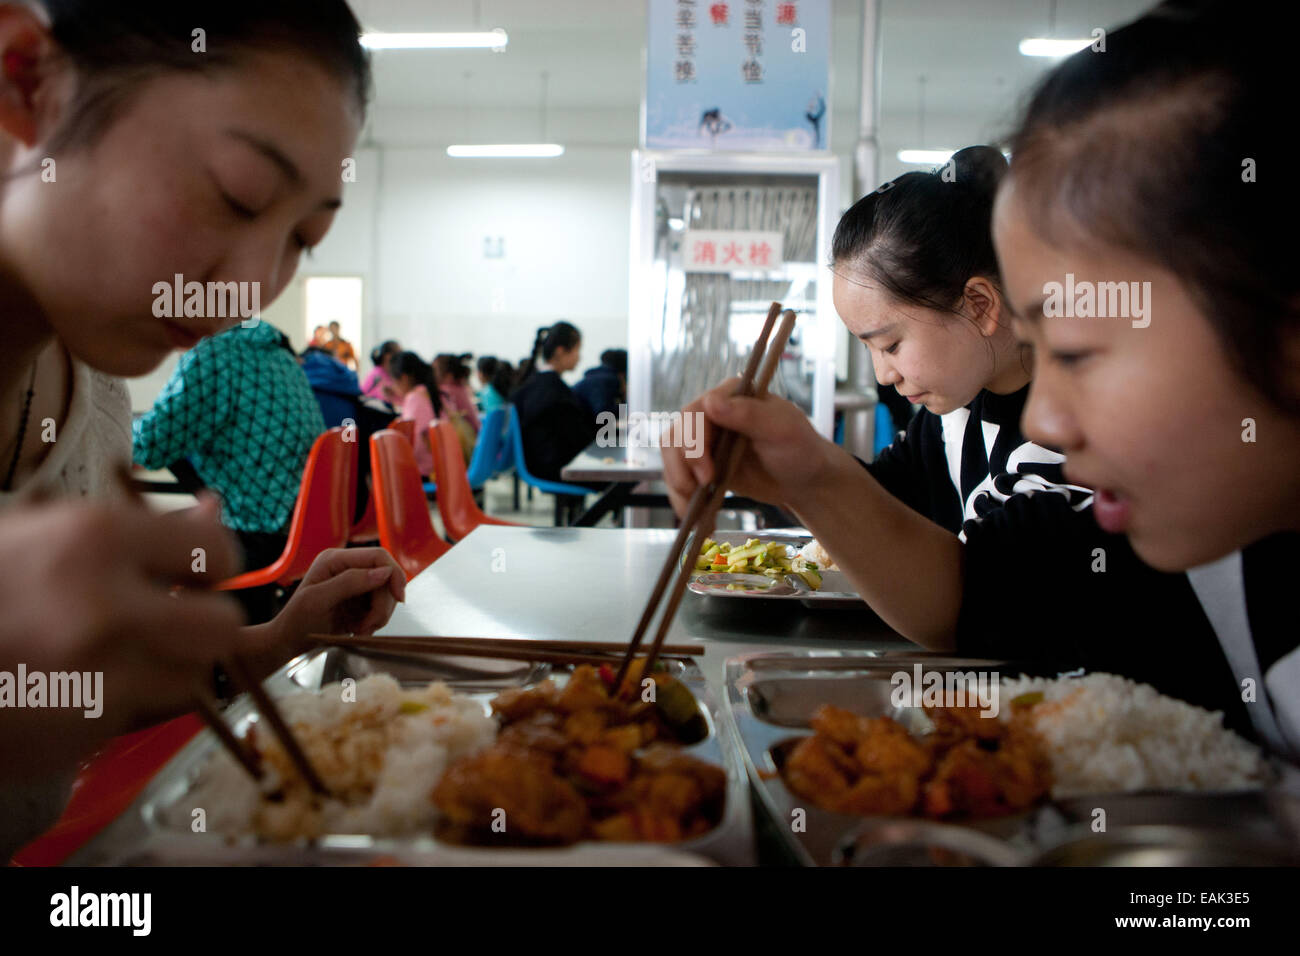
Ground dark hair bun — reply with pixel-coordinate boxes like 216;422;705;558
947;145;1007;195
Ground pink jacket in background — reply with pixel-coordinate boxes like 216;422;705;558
399;385;437;476
438;382;481;434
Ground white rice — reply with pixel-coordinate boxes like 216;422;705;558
180;674;496;839
1000;672;1269;797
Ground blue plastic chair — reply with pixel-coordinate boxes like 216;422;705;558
466;407;508;490
507;405;593;519
873;402;895;457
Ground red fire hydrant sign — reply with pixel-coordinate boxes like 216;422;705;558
682;230;784;273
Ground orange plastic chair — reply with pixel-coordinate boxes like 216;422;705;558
370;429;451;580
348;482;379;543
392;419;415;445
218;427;355;590
430;422;520;542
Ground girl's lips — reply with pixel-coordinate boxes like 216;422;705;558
1093;488;1132;534
904;392;927;404
162;320;202;350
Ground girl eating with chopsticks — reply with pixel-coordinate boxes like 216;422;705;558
831;144;1091;538
0;0;404;857
664;0;1296;754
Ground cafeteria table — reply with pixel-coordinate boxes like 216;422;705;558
559;445;669;526
376;525;908;688
559;445;793;528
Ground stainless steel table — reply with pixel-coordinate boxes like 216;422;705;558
559;445;668;527
561;445;664;484
559;446;795;529
377;526;909;684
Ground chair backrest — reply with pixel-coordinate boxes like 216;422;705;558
465;406;507;488
493;410;515;474
370;429;451;580
431;422;485;542
391;418;416;446
506;404;537;483
274;426;355;584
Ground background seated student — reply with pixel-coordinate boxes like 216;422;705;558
361;339;402;405
133;322;325;622
0;0;404;860
301;342;361;428
510;321;597;482
301;343;396;521
573;348;628;422
475;356;506;414
392;351;443;477
433;352;481;434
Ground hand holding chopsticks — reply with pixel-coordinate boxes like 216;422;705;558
616;303;799;688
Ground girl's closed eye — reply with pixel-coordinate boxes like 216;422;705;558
222;191;258;220
882;342;900;355
1048;349;1092;368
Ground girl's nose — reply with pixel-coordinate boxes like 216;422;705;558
1021;370;1083;453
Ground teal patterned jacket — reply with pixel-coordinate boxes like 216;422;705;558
133;322;325;533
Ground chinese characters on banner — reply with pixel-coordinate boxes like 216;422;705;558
743;0;763;84
647;0;830;150
675;0;696;83
682;230;785;273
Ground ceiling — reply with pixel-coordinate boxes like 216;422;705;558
350;0;1155;146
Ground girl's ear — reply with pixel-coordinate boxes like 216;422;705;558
0;6;56;148
963;276;1003;338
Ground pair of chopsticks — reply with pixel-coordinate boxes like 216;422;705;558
112;465;329;795
615;302;798;689
306;633;705;667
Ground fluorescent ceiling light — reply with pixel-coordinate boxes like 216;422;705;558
1019;37;1092;57
897;149;955;165
361;30;507;50
447;143;565;158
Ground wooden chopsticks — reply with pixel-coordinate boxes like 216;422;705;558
306;633;704;668
112;465;329;795
616;303;799;688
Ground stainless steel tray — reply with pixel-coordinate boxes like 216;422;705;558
723;650;1298;866
686;530;863;608
71;647;753;866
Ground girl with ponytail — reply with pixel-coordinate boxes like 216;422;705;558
660;146;1092;649
514;321;582;392
392;351;443;476
510;320;596;481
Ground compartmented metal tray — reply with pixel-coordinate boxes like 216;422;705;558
686;530;863;607
71;647;753;866
723;650;1300;866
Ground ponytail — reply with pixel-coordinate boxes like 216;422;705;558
513;327;550;393
393;351;443;417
